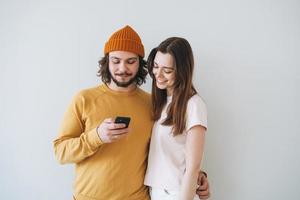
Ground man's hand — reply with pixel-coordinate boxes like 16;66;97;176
96;118;130;143
196;171;210;199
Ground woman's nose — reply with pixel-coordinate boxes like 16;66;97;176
156;68;164;78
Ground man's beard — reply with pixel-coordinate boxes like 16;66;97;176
110;73;137;88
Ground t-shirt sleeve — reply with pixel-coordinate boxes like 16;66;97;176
186;95;208;131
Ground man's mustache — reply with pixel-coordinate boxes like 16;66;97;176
115;72;132;76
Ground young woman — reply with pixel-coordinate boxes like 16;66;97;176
144;37;207;200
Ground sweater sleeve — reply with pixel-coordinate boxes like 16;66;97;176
53;93;104;164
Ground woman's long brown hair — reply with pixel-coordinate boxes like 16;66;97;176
147;37;197;136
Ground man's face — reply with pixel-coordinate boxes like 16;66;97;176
108;51;140;88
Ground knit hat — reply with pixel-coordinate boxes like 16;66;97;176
104;25;145;57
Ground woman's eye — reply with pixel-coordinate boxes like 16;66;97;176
164;70;173;74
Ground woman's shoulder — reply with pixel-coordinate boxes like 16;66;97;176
188;94;206;107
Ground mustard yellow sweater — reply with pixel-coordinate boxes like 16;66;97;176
53;84;153;200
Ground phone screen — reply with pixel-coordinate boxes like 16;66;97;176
115;116;131;128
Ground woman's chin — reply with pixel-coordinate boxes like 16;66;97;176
156;83;166;90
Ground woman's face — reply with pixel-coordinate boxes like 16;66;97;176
152;51;176;95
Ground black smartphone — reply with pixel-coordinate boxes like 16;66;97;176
115;116;131;128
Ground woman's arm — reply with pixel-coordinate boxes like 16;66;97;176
180;125;206;200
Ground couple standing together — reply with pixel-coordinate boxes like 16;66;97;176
54;25;210;200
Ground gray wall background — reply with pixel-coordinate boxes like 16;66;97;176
0;0;299;199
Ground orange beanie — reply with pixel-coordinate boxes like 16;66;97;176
104;25;145;57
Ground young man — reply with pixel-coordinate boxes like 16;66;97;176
53;25;210;200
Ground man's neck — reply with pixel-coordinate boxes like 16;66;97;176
107;82;137;93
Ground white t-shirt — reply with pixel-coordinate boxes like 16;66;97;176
144;94;207;190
